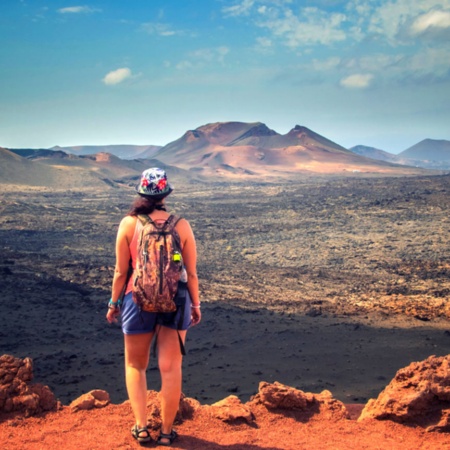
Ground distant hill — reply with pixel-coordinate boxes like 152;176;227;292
154;122;424;176
349;142;450;170
0;147;111;188
0;147;51;186
398;139;450;161
51;144;162;160
1;146;197;189
349;146;399;163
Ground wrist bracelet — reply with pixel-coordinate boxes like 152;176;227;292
191;304;201;309
108;298;121;308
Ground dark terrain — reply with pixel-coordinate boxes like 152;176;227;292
1;174;450;406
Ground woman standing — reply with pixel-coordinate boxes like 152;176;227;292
107;168;201;446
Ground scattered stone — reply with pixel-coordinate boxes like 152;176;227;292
0;354;58;416
359;355;450;432
209;395;254;424
70;390;110;412
249;381;349;420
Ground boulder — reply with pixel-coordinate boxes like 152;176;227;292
209;395;254;424
359;355;450;432
0;354;58;416
250;381;349;420
70;390;110;412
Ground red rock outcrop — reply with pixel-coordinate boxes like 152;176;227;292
0;354;58;416
359;355;450;432
249;381;349;420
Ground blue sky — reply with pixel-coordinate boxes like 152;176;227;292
1;0;449;153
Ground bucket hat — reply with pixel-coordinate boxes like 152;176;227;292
136;167;173;199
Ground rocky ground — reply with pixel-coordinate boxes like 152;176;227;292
2;354;450;450
1;173;450;409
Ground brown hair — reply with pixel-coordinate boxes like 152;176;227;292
127;195;165;216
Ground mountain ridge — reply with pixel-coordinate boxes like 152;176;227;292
3;122;444;186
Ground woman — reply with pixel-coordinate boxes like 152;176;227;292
106;168;201;446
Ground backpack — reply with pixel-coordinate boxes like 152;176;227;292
132;214;184;312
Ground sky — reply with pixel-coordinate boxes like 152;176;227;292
1;0;449;153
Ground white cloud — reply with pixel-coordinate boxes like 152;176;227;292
340;73;374;89
58;6;100;14
410;9;450;34
102;68;132;85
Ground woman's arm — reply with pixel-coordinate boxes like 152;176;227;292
177;218;201;325
107;215;135;323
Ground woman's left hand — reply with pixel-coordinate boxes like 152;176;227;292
106;307;120;324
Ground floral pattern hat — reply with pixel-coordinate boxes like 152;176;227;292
136;167;173;199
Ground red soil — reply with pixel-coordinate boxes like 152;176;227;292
2;400;450;449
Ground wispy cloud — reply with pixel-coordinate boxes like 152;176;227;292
141;22;183;37
257;7;347;47
222;0;450;89
340;73;374;89
224;1;347;47
176;47;230;70
102;68;132;85
57;6;101;14
222;0;256;17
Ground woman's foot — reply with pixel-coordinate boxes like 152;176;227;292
131;424;152;444
157;429;178;446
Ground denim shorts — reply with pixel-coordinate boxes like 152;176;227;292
121;291;192;335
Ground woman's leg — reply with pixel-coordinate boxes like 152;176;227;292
157;327;187;438
124;332;154;428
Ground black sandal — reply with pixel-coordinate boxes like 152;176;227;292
157;429;178;446
131;424;152;444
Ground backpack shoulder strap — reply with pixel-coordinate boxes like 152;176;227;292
137;214;157;227
137;214;149;225
164;214;182;230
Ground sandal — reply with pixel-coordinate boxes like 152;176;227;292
131;424;152;444
157;429;178;446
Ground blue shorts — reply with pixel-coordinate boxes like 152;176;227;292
121;291;192;335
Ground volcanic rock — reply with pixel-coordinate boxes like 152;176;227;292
70;389;110;412
249;381;349;420
144;391;201;430
359;355;450;432
0;354;58;416
209;395;254;424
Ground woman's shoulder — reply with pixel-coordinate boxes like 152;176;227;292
174;216;194;240
174;215;190;228
119;214;138;230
